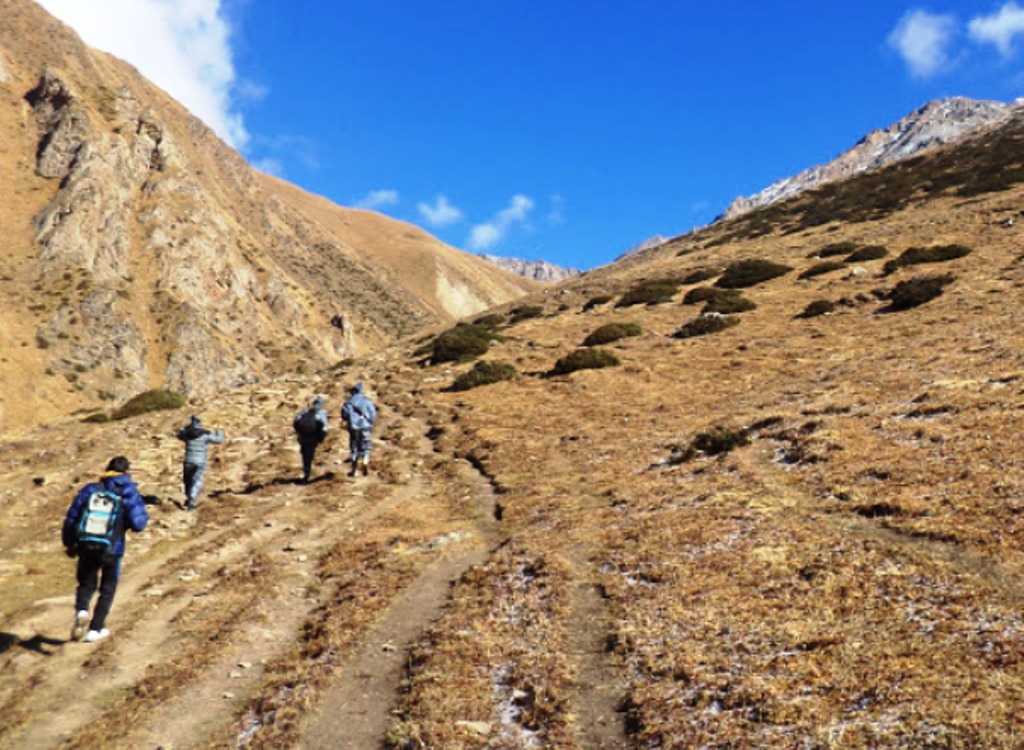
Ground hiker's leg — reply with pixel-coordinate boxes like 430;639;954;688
183;463;197;503
74;553;101;613
300;441;315;481
348;430;359;464
90;556;121;631
186;464;206;505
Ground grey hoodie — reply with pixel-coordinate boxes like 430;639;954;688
177;417;225;466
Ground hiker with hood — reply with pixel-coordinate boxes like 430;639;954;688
293;395;329;483
341;383;377;476
62;456;149;643
176;415;225;510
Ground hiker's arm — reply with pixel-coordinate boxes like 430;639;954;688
123;482;150;532
211;430;225;444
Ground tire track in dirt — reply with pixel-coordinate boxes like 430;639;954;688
300;405;502;750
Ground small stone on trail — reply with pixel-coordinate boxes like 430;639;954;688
455;720;492;737
382;641;396;652
238;661;252;669
223;692;235;699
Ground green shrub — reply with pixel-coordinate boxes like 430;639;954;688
682;286;721;305
846;245;888;263
582;322;643;346
473;313;506;327
548;348;620;376
883;244;972;275
615;278;681;307
582;294;614;312
816;241;858;258
796;299;837;318
112;390;186;420
672;314;740;339
81;412;110;424
682;267;724;285
702;289;756;315
673;424;751;462
509;305;544;323
882;274;955;312
430;323;503;364
715;259;792;289
450;360;518;391
798;261;846;280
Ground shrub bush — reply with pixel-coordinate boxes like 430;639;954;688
112;390;186;420
672;314;740;339
582;322;643;346
682;267;724;285
582;294;614;312
548;348;620;376
81;412;111;424
430;323;503;364
450;360;518;391
615;278;682;307
798;261;847;280
473;313;506;327
882;274;955;312
715;259;792;289
509;305;544;323
682;286;721;305
846;245;888;263
796;299;837;318
883;244;972;275
702;290;756;315
673;424;751;462
816;241;858;258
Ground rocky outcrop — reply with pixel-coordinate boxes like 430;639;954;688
479;254;580;283
616;235;669;261
0;0;533;431
720;97;1015;221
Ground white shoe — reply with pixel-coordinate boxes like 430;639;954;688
71;610;89;641
84;628;110;643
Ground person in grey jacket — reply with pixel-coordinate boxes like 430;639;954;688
176;415;225;510
293;395;329;484
341;383;377;477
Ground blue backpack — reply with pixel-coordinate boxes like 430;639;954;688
75;489;123;553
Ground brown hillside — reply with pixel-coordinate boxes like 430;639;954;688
0;0;534;435
4;98;1024;748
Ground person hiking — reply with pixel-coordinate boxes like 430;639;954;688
293;395;329;484
62;456;149;643
176;415;225;510
341;382;377;477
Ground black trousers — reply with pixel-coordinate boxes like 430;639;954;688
299;438;322;481
75;550;121;631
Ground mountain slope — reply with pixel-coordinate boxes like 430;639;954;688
0;0;535;433
4;99;1024;748
720;96;1015;221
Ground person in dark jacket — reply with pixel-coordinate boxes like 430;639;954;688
293;395;329;483
176;415;225;510
341;383;377;477
62;456;149;643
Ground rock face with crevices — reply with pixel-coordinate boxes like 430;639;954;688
0;0;535;431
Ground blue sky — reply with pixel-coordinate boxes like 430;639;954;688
36;1;1024;270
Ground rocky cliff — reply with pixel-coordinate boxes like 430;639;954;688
720;97;1015;221
479;254;580;282
0;0;534;432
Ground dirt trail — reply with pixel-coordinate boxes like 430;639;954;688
300;405;503;749
567;549;628;750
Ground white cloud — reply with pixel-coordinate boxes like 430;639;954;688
355;189;400;210
251;157;284;177
467;194;535;251
36;0;249;148
417;195;464;227
888;9;958;78
969;2;1024;57
547;194;565;225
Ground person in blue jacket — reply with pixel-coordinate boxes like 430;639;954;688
62;456;149;643
176;415;225;509
341;383;377;477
